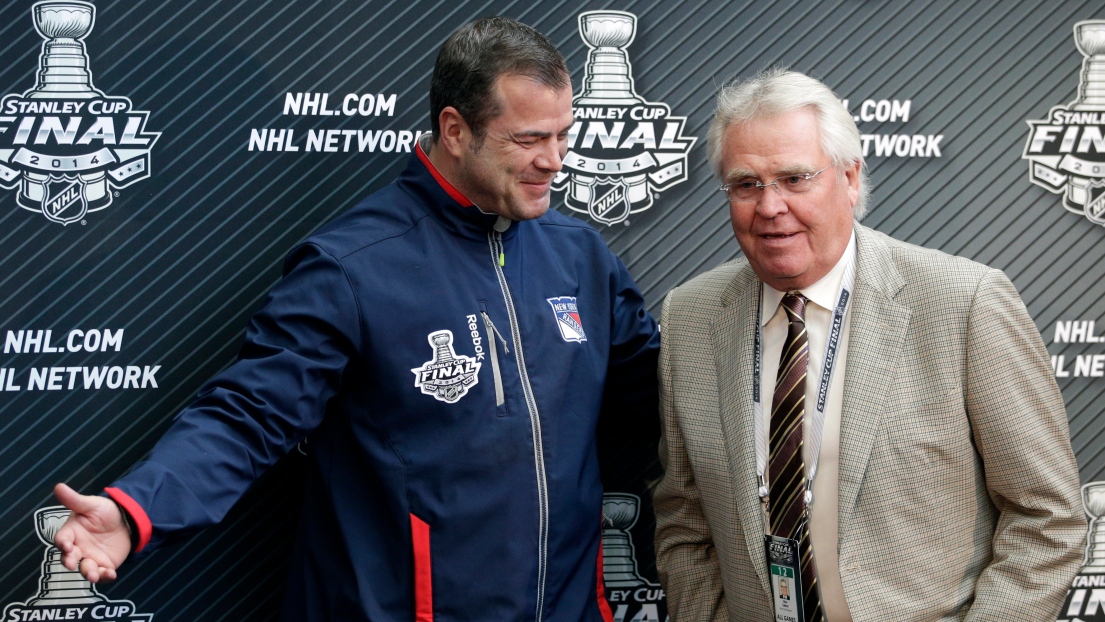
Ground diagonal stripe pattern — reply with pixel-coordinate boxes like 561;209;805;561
769;292;821;622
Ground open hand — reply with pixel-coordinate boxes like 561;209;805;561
52;483;131;583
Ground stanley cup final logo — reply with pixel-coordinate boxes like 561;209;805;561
1058;482;1105;621
553;11;696;227
1024;21;1105;227
2;506;153;621
0;1;159;226
600;493;667;621
411;330;481;404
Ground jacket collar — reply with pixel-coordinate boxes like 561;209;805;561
398;136;518;240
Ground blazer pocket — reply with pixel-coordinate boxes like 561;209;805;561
883;391;972;466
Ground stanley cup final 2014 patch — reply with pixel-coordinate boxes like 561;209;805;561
411;330;481;403
552;11;696;227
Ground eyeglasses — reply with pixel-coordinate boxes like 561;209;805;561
719;165;833;203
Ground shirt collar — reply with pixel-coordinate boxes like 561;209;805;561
761;230;857;326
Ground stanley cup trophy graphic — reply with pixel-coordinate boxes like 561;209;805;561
575;12;643;106
25;2;103;100
431;332;457;367
14;0;111;221
1068;21;1105;222
1081;482;1105;573
26;507;106;606
601;494;652;588
565;11;648;225
1056;482;1105;620
1073;22;1105;111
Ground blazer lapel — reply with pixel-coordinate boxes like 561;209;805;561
712;263;772;596
837;226;911;532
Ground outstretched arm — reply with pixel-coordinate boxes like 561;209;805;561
105;243;358;552
52;483;131;584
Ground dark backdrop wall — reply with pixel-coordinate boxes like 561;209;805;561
2;1;1105;621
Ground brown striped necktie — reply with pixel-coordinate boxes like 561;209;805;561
769;292;822;622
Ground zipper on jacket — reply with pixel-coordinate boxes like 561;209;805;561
480;310;508;408
488;222;549;622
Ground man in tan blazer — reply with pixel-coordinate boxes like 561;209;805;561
654;68;1085;621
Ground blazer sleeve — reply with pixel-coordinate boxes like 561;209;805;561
962;268;1086;621
653;289;729;622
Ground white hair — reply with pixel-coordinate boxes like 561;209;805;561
707;68;869;219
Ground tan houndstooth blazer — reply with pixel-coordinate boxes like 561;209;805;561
654;224;1086;622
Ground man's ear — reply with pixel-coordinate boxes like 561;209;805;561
437;106;470;158
843;159;861;208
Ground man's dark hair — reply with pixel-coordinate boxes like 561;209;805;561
430;16;569;145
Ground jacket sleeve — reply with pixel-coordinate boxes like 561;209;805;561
962;268;1085;620
653;290;729;622
107;242;359;554
596;250;661;463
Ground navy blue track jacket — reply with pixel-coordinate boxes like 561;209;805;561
106;141;660;621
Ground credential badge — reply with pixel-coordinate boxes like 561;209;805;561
1023;20;1105;226
547;296;586;343
0;1;160;225
411;330;481;403
553;11;696;227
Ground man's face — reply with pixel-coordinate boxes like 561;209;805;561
720;107;859;291
453;74;574;221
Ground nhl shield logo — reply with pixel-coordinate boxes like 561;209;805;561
1087;180;1105;224
411;330;481;403
547;296;587;343
41;175;88;225
588;179;632;226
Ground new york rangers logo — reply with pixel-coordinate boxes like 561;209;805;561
411;330;481;403
547;296;587;343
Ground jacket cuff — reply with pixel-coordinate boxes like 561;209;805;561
103;487;152;553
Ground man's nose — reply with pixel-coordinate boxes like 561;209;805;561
755;184;789;217
536;141;564;173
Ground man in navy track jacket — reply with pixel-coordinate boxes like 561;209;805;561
52;17;659;621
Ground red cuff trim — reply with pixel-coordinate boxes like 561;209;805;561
596;545;614;622
415;140;473;207
104;487;152;552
